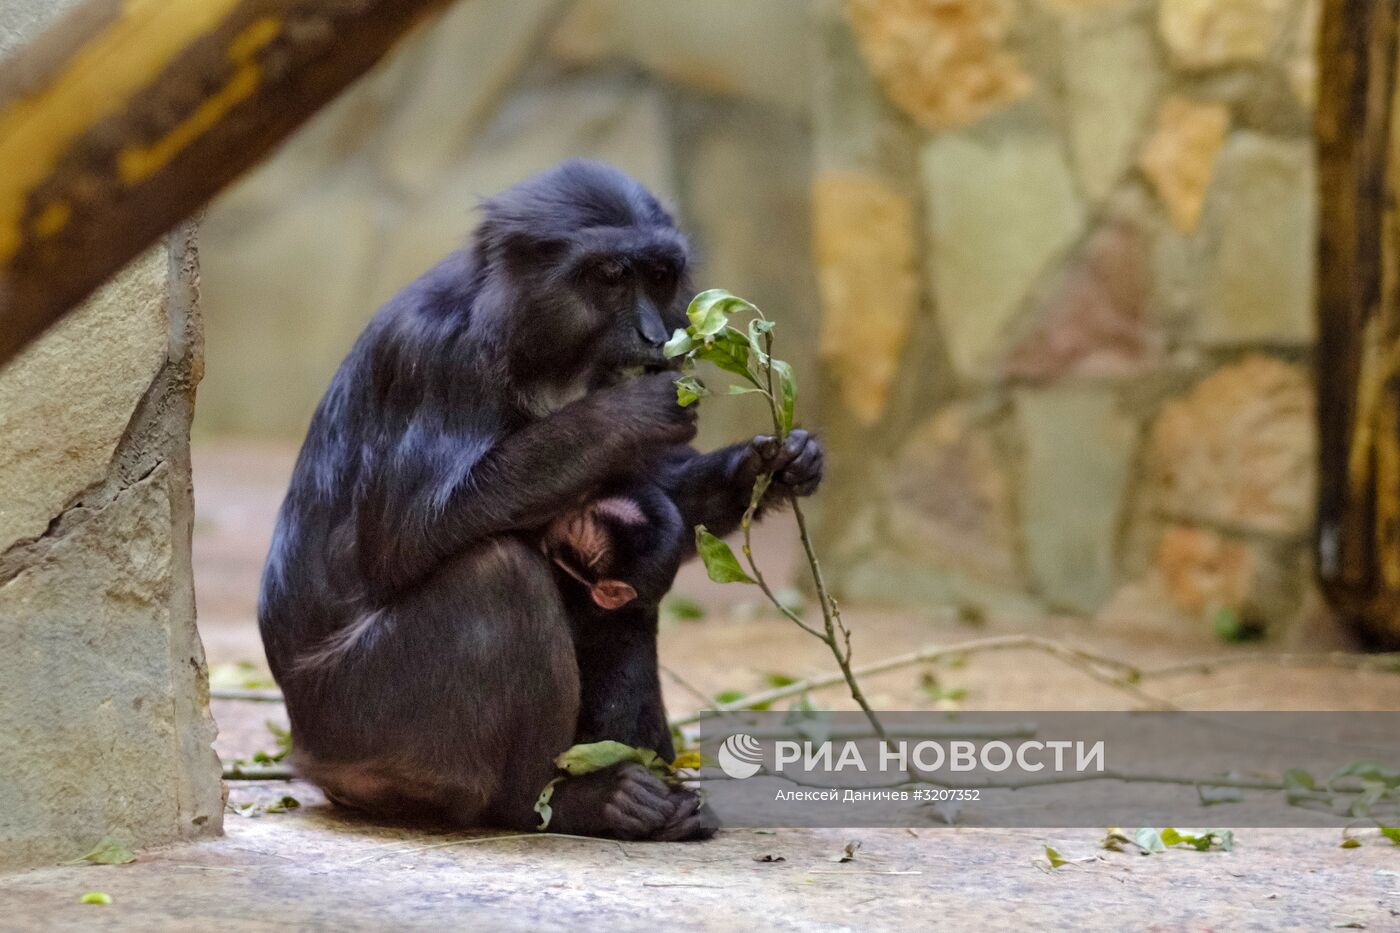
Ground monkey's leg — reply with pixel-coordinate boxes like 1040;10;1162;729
572;610;673;757
376;538;707;839
567;608;719;842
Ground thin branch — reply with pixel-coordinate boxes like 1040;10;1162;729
1140;651;1400;681
670;635;1174;728
753;328;887;741
660;663;721;710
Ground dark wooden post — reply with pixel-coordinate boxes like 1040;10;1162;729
1315;0;1400;645
0;0;456;368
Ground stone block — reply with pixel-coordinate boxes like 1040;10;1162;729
1143;355;1314;536
846;0;1032;130
1004;220;1161;383
1201;132;1315;345
921;131;1086;380
812;171;920;425
1016;387;1138;612
0;250;168;551
1159;0;1289;69
1061;14;1160;204
0;466;221;868
885;404;1021;585
1139;96;1231;233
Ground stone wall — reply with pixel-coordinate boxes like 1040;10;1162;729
0;0;222;869
811;0;1320;637
195;0;1322;638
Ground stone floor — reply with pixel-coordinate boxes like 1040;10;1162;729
4;438;1400;931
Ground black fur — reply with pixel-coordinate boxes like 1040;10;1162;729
257;159;823;840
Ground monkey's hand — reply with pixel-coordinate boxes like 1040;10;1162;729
736;429;824;499
601;370;698;446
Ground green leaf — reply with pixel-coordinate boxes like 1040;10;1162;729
693;327;758;385
675;375;708;407
80;892;112;905
764;672;799;688
80;837;136;866
1283;768;1318;792
265;795;300;814
1331;761;1400;789
661;595;705;621
748;317;775;364
1134;828;1166;853
714;688;747;705
1340;835;1362;848
554;740;650;776
663;328;694;359
1102;828;1133;852
1380;827;1400;845
534;776;563;831
770;359;796;435
1043;845;1069;869
728;385;767;396
1211;605;1245;642
686;289;759;338
671;750;703;770
695;525;755;584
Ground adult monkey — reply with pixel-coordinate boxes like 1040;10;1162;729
258;160;823;841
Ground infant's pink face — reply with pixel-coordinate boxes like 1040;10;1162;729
543;497;647;609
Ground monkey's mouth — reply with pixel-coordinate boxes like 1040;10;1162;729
613;359;672;382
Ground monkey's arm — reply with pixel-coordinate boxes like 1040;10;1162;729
662;429;824;546
357;373;694;597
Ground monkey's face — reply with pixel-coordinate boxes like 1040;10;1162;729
477;160;693;396
564;226;690;388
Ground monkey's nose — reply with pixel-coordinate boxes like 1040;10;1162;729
637;301;669;346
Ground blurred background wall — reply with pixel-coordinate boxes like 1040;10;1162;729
195;0;1322;638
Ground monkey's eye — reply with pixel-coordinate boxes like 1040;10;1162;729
646;262;675;286
594;258;627;285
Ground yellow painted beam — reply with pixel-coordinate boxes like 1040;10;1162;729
0;0;457;367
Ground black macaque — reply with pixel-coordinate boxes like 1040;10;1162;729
257;159;824;841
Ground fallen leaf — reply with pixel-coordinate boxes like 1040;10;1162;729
80;892;112;905
831;840;861;863
79;838;135;866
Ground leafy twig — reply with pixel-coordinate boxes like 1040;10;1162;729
668;290;887;741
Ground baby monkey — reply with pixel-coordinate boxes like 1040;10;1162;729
541;486;685;614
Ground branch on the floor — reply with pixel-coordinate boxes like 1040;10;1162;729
668;635;1176;727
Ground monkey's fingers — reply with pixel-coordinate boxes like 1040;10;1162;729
654;792;720;841
602;765;680;839
778;437;823;491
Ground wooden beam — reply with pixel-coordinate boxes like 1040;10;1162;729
1315;0;1400;645
0;0;456;367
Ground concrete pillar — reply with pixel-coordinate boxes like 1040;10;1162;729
0;2;223;867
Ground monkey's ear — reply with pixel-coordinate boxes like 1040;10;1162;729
474;219;568;268
590;580;638;610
